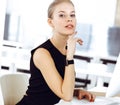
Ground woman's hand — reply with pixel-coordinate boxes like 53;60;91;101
74;89;96;102
66;31;83;59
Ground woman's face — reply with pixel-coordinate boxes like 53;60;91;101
49;2;76;36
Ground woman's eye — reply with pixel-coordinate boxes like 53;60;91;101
70;14;75;17
59;14;65;18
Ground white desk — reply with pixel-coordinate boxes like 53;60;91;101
75;63;113;87
56;96;120;105
0;69;11;76
75;51;117;64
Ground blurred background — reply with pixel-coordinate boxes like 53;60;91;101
0;0;120;89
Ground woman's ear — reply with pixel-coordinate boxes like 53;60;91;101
47;18;54;28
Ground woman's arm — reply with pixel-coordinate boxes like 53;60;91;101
33;48;75;101
33;34;83;101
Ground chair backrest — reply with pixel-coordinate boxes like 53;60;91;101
0;86;4;105
0;73;29;105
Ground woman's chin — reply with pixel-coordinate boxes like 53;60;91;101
68;31;76;35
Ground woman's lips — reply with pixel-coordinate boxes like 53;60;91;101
65;24;74;29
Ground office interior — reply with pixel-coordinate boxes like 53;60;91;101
0;0;120;92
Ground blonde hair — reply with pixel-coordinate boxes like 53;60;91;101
48;0;74;19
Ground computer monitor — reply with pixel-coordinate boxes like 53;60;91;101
106;53;120;97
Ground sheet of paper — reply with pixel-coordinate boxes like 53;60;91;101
56;96;120;105
71;96;120;105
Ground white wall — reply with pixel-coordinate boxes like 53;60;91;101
0;0;7;66
72;0;117;55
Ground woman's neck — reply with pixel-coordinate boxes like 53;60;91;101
50;35;68;55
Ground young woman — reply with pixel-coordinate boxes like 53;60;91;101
16;0;95;105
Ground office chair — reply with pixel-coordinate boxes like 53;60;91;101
0;86;4;105
0;73;29;105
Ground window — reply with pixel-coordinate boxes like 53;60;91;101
1;0;117;71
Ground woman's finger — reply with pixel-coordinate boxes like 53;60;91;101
90;94;96;102
86;92;95;102
77;39;83;45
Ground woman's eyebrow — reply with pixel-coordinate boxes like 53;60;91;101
58;11;75;13
71;11;75;13
58;11;65;13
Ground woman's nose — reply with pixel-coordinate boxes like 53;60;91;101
67;17;72;22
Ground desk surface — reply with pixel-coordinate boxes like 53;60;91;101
56;96;120;105
0;69;11;76
75;51;117;63
75;63;113;78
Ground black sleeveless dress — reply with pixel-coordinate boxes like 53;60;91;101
16;39;66;105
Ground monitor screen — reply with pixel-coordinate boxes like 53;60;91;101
106;53;120;97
